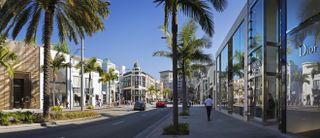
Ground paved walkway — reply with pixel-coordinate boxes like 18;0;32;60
143;105;297;138
287;106;320;112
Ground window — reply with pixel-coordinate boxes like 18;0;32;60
73;76;81;87
232;23;245;112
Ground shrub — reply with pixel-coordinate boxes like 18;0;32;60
163;123;189;135
0;111;98;125
179;111;189;116
32;113;44;123
49;111;98;120
51;106;63;112
87;105;94;110
0;111;37;125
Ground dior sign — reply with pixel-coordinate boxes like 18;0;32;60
299;43;318;57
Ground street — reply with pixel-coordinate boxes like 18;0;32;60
0;107;171;138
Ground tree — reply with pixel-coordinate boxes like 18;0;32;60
0;35;16;78
154;0;226;128
50;42;70;106
154;20;212;113
147;85;156;102
99;68;118;106
0;0;110;118
163;88;172;100
77;57;102;106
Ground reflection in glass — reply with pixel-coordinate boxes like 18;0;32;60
287;0;320;135
220;47;228;110
232;23;245;115
248;0;263;119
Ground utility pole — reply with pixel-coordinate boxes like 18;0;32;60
81;38;85;111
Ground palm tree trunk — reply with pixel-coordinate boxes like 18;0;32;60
52;74;56;106
89;72;92;106
171;1;179;129
43;10;54;119
182;60;187;112
108;81;111;106
112;81;116;106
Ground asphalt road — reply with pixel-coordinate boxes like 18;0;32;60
0;108;171;138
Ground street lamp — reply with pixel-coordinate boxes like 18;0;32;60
81;38;85;111
69;48;80;110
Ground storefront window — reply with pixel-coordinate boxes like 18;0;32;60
232;23;245;115
216;55;221;108
248;0;263;118
220;46;228;110
286;0;320;135
50;68;67;106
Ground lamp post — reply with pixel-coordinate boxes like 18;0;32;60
81;38;85;111
69;48;80;110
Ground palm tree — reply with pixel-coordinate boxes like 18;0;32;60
77;57;102;106
154;0;226;128
0;35;16;78
0;0;110;118
163;88;172;100
50;42;70;106
147;85;157;102
154;20;212;113
99;68;118;106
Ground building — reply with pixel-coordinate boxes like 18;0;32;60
0;41;41;110
120;62;156;102
159;70;173;90
213;0;320;135
193;64;215;104
159;70;185;100
101;59;121;105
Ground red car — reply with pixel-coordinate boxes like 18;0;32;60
156;101;167;108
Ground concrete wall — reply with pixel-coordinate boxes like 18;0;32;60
0;41;40;110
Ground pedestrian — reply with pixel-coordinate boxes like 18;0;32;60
204;95;213;121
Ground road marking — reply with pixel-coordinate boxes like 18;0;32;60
112;121;124;126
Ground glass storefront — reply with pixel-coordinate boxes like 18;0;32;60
286;0;320;135
49;68;68;107
232;23;245;115
220;47;228;110
248;0;263;119
214;0;320;135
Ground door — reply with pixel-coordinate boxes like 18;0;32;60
13;79;24;108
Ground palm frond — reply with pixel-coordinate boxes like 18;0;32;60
179;0;214;36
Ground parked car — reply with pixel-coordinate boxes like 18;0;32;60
156;101;167;108
133;101;146;111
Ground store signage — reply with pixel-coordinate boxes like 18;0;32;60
299;43;318;57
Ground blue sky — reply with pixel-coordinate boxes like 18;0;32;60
16;0;246;80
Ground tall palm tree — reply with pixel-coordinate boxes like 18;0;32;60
0;35;16;78
99;68;118;106
163;88;172;100
154;0;226;128
0;0;110;118
147;85;156;102
154;20;212;113
77;57;102;106
50;42;70;106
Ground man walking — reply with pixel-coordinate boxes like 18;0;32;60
204;95;213;121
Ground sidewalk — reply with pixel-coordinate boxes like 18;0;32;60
143;105;297;138
287;106;320;112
